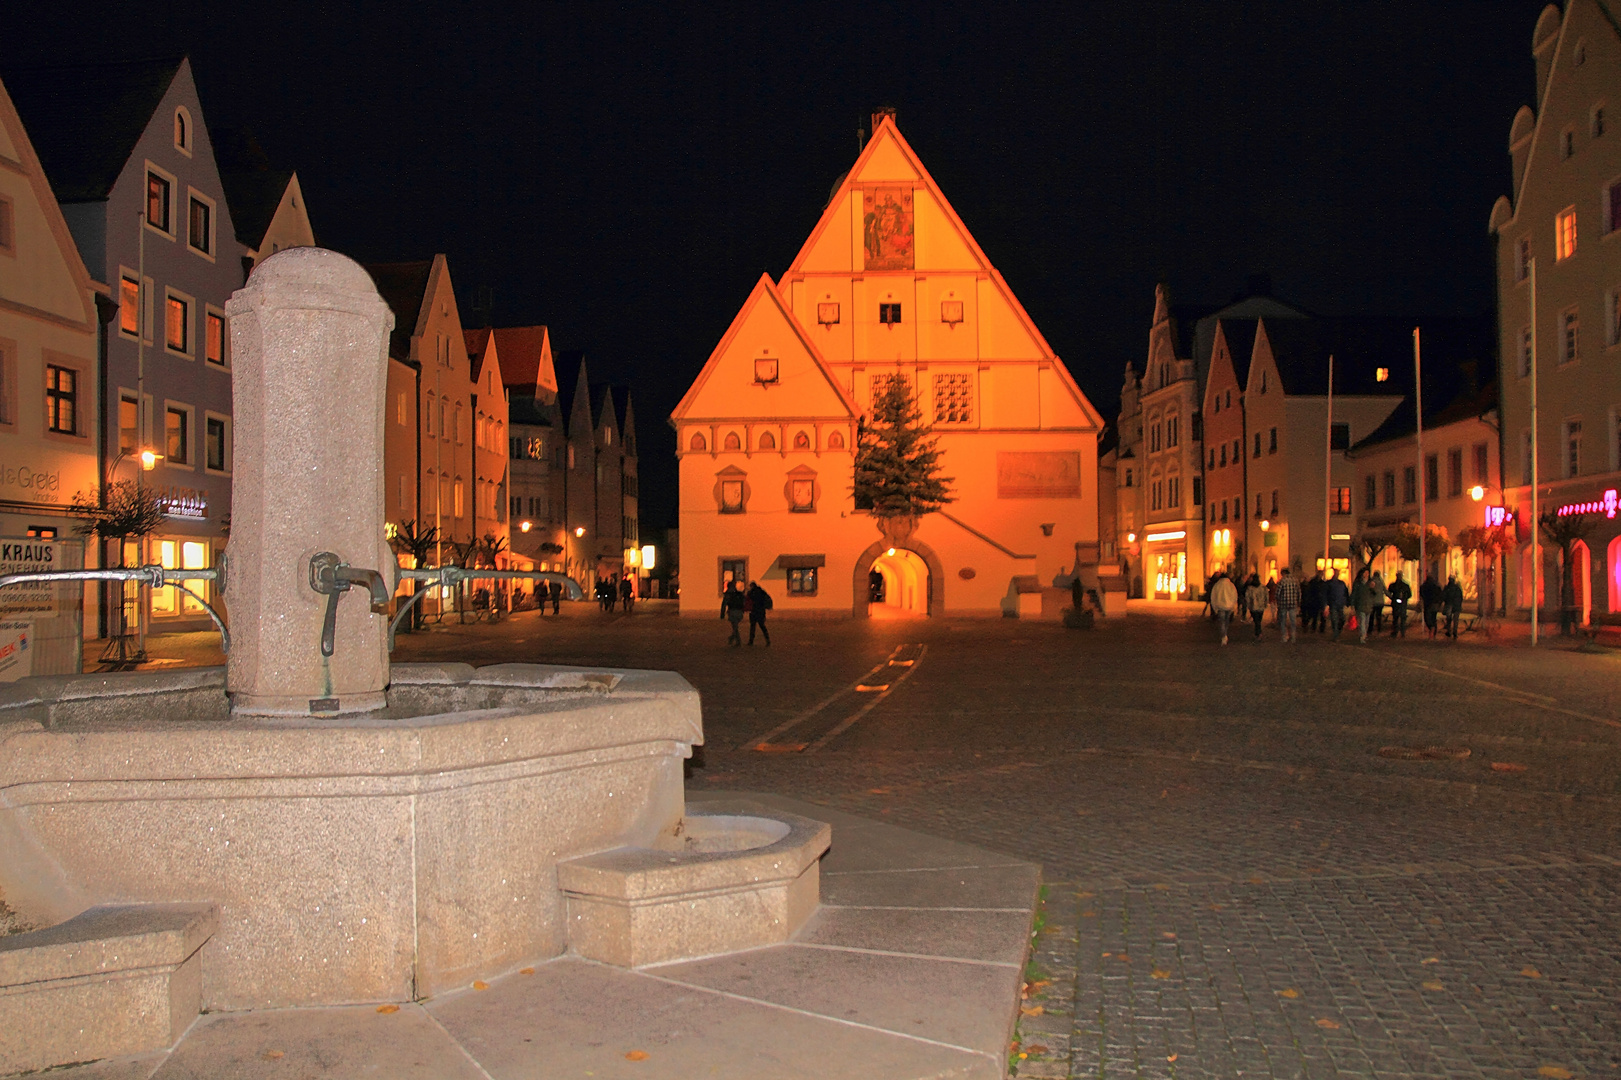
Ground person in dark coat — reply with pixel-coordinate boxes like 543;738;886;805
620;575;634;613
1441;575;1465;638
1419;573;1443;638
1388;572;1412;637
746;581;773;645
548;578;562;614
720;580;747;645
1325;569;1350;639
1301;571;1324;633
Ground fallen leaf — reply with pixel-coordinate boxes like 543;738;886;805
1208;903;1224;912
1247;876;1266;885
1537;1068;1573;1079
472;980;488;990
1167;1053;1179;1062
1422;957;1439;964
625;1050;650;1061
1422;980;1444;991
263;1050;285;1061
1116;953;1130;963
1101;951;1111;957
1315;1018;1340;1030
1154;882;1172;891
867;787;891;794
1024;979;1051;994
1020;1004;1045;1017
376;1004;399;1014
1492;762;1528;772
1277;988;1300;999
1521;966;1542;978
520;967;534;975
1162;932;1177;940
1151;968;1172;979
1017;1052;1028;1060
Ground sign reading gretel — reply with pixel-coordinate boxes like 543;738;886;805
0;463;63;499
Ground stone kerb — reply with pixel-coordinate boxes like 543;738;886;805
224;247;396;717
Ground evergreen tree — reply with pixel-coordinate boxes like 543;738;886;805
852;377;954;518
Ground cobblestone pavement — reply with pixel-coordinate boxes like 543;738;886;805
163;605;1621;1077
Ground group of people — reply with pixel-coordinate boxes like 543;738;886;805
719;579;773;645
1208;565;1467;645
594;574;636;613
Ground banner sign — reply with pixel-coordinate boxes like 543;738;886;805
0;538;83;680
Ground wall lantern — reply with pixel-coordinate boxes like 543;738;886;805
574;526;586;537
520;520;532;533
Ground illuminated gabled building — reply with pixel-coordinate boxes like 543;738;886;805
672;111;1103;617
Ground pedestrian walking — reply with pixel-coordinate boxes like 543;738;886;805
1369;570;1387;634
1301;570;1324;633
720;579;747;645
548;578;562;614
1442;575;1465;638
1275;568;1301;642
1419;573;1443;639
746;580;773;645
1210;571;1238;645
1388;571;1411;637
1325;569;1349;640
1244;573;1268;640
1351;567;1375;643
620;575;634;614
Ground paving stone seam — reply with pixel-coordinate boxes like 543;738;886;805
422;1002;498;1080
823;862;1032;876
628;965;1003;1065
793;941;1021;969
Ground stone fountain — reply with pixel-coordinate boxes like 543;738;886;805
0;249;828;1075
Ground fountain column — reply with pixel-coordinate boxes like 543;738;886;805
223;248;396;715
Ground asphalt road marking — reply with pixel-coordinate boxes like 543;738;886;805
746;644;926;752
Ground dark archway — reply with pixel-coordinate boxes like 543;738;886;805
852;536;946;618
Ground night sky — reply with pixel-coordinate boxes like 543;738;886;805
0;1;1549;529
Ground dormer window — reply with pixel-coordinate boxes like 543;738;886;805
174;107;191;154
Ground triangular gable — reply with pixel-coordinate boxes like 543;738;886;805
784;114;1057;361
673;273;857;422
493;325;557;399
0;75;98;329
1203;323;1242;410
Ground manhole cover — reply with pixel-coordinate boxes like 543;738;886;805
1377;745;1472;761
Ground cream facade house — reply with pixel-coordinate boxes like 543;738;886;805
673;112;1104;617
1489;0;1621;622
0;75;104;640
464;328;510;555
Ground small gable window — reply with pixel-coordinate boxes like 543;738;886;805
793;430;811;450
689;431;707;452
754;357;779;384
174;107;191;154
760;431;776;450
723;431;742;451
828;430;846;449
940;300;964;324
817;302;840;325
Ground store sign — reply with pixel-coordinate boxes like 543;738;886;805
0;464;62;499
1557;489;1618;518
156;486;208;520
0;537;83;680
1484;505;1514;527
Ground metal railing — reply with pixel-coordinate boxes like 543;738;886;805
0;566;229;654
391;568;582;648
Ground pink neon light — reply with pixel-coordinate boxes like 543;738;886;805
1556;488;1619;518
1485;506;1512;528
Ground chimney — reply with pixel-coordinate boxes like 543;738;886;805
871;106;897;133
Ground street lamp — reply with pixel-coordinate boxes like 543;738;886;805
519;520;532;533
574;526;586;538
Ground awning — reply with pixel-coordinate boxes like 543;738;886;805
777;554;825;569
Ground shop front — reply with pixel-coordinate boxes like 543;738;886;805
1145;528;1189;599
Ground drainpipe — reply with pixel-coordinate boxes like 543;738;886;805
93;292;118;638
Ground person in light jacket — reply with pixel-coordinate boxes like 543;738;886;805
1210;572;1238;645
1351;567;1375;644
1244;574;1268;640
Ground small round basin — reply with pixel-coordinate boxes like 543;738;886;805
654;814;791;854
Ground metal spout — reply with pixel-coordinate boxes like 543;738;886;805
309;552;392;657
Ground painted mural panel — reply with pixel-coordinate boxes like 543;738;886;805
997;451;1082;498
862;187;914;270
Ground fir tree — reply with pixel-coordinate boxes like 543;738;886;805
852;377;954;518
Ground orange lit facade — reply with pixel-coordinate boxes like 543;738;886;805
672;113;1103;617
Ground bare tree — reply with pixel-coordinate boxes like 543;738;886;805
388;520;438;632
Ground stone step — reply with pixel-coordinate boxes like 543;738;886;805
0;902;216;1076
559;809;830;968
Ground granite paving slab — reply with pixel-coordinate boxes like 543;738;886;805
798;905;1032;965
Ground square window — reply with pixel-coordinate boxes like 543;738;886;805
166;406;189;465
817;302;840;325
206;415;228;472
940;300;964;324
1557;207;1578;260
933;373;973;424
146;172;170;232
120;276;140;336
206;311;226;365
188;196;211;254
788;567;818;595
1330;423;1350;450
45;364;76;435
753;357;779;384
166;295;188;353
879;302;902;324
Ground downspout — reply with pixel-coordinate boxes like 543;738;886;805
94;292;118;638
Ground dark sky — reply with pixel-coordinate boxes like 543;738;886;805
0;1;1549;529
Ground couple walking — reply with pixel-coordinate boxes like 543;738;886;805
1208;570;1268;644
720;580;773;645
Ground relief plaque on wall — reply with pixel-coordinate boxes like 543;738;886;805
997;451;1083;498
863;187;914;270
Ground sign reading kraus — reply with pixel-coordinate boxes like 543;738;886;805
0;537;83;680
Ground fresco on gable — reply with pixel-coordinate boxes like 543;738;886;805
863;187;914;270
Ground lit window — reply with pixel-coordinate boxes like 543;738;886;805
454;479;464;517
188;197;210;254
933;373;973;424
166;406;189;464
1564;309;1580;363
120;276;140;335
790;478;815;511
1557;207;1577;260
146;172;170;232
45;365;76;435
879;302;902;324
165;295;188;352
205;311;225;365
206;416;228;471
788;567;817;595
119;396;138;453
1375;367;1389;382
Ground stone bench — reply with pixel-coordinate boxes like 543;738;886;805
0;903;216;1075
